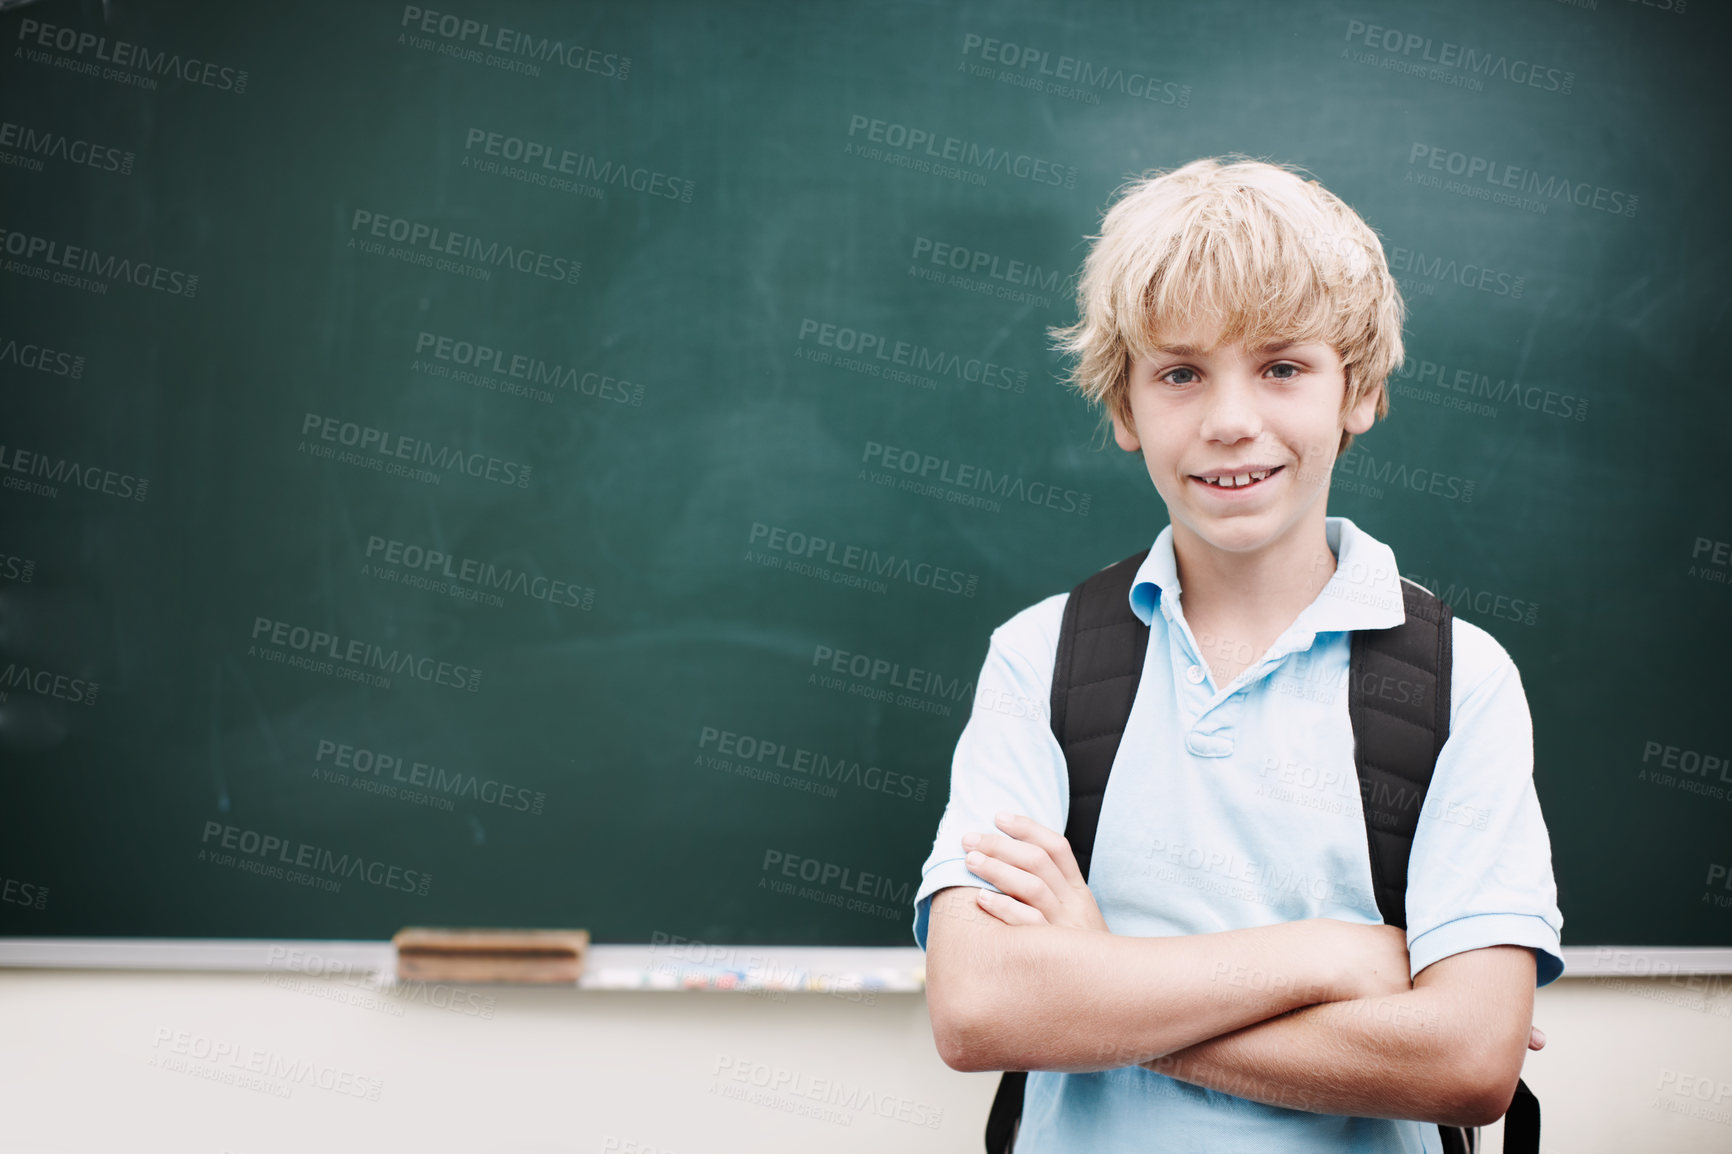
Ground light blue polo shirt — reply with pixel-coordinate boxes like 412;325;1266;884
913;516;1563;1154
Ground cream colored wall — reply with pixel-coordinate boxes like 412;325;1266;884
1;969;1728;1154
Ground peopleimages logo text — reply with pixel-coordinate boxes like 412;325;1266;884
200;821;432;896
0;228;197;296
250;616;482;692
350;211;579;284
301;413;532;488
748;522;979;597
16;18;249;92
399;6;629;78
846;114;1076;188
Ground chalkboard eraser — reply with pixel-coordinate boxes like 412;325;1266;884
393;927;589;984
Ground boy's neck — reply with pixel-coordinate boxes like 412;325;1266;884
1168;516;1336;636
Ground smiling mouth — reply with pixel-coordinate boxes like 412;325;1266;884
1193;466;1284;490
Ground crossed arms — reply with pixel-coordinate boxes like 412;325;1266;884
923;814;1538;1129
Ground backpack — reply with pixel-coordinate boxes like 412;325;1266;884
983;549;1540;1154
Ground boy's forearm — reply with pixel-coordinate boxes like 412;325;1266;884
1144;991;1485;1124
1143;948;1535;1127
930;902;1346;1073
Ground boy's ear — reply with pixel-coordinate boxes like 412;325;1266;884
1343;380;1382;436
1111;409;1141;452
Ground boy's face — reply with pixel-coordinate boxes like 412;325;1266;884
1112;330;1378;566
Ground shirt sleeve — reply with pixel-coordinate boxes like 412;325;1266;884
1404;617;1566;986
912;593;1072;951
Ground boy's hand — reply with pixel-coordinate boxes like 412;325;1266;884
961;813;1109;933
1325;921;1413;1000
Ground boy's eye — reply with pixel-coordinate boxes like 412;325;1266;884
1268;363;1300;380
1161;367;1197;385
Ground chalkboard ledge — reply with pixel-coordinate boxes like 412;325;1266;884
2;941;1728;982
0;939;930;991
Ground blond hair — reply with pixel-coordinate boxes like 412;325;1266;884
1053;156;1405;453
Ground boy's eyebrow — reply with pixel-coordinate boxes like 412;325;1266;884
1148;340;1310;357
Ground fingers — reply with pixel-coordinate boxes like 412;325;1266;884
993;813;1087;885
956;817;1112;936
1528;1026;1546;1051
964;846;1061;916
975;888;1046;927
961;816;1075;901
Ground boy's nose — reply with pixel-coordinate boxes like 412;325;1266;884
1198;378;1263;443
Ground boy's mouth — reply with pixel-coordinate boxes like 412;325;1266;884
1192;465;1284;491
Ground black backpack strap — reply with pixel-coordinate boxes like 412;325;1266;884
985;1070;1026;1152
1051;548;1152;880
1504;1080;1541;1153
986;549;1150;1154
1350;577;1453;929
1349;582;1539;1154
1355;579;1456;1150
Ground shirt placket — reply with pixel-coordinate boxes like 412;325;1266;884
1162;598;1315;759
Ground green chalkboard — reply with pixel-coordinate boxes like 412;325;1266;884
2;0;1728;948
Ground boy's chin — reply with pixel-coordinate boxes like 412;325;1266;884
1176;511;1312;556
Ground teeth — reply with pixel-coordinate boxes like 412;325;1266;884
1205;470;1272;488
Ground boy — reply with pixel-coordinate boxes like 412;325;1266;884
913;157;1563;1151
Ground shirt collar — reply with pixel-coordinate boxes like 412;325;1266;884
1128;516;1406;633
